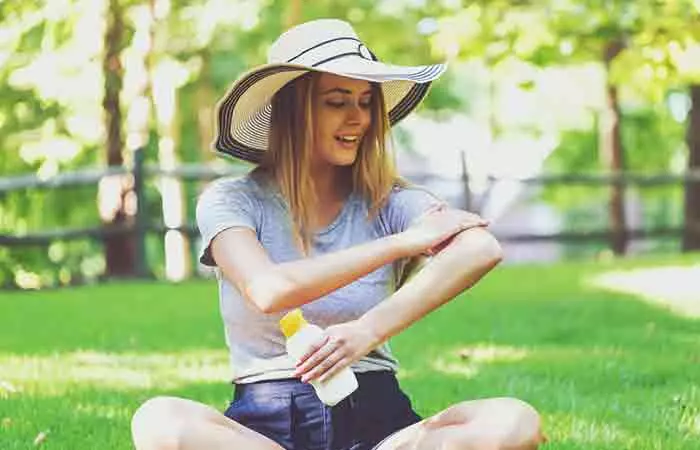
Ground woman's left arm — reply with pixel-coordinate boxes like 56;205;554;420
294;223;502;383
359;226;502;341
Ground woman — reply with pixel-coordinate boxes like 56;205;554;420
131;19;544;450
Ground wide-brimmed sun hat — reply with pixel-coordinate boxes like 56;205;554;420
214;18;447;163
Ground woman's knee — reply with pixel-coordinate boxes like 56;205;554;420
444;397;543;449
492;397;544;449
131;396;188;450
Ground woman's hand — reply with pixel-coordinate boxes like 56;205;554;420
400;205;489;257
292;320;381;383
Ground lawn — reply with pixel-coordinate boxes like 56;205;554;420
1;254;699;449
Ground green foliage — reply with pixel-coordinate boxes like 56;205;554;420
1;256;699;448
621;105;686;172
420;72;465;113
545;129;601;174
541;99;686;242
0;0;103;287
0;185;104;288
545;102;685;176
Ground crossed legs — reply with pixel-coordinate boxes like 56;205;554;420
131;396;544;450
376;397;544;450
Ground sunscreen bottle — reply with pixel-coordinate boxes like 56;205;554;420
280;309;358;406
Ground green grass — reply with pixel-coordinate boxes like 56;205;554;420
1;254;699;449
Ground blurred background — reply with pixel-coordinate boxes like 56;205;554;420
1;0;699;289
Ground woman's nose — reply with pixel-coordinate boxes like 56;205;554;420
346;103;366;124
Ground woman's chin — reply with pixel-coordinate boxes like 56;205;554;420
314;144;359;167
334;154;358;166
329;150;359;166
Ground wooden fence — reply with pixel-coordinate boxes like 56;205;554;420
1;147;698;277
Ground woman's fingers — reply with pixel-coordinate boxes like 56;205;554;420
463;212;489;228
295;335;329;367
292;321;378;384
444;211;489;235
420;210;490;256
318;356;352;383
299;351;345;383
294;337;343;381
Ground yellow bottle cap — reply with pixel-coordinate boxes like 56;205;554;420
280;309;308;338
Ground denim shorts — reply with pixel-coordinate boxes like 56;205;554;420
223;371;422;450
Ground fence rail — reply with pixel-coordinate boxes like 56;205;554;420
1;148;697;277
0;224;692;247
3;165;700;193
0;163;250;192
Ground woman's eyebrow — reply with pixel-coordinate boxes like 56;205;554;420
321;87;373;95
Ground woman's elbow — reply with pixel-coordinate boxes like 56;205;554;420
455;227;504;267
242;275;291;314
247;290;279;314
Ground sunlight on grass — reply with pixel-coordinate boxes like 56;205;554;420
588;265;700;317
550;413;634;445
0;380;19;400
0;349;230;397
676;386;700;437
431;344;529;379
73;403;130;420
680;412;700;436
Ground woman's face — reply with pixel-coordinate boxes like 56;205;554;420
312;73;372;169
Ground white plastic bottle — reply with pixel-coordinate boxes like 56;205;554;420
280;309;358;406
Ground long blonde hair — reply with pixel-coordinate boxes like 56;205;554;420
255;72;403;250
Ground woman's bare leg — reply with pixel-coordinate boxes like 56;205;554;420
376;397;544;450
131;396;285;450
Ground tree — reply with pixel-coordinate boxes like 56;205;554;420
684;85;700;250
0;0;108;287
101;0;137;277
429;0;700;254
609;0;700;250
601;39;627;254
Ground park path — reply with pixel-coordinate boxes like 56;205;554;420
590;265;700;318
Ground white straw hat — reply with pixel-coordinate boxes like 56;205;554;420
214;18;447;163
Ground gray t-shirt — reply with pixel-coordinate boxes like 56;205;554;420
196;171;442;383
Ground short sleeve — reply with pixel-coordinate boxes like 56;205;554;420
196;178;259;267
380;184;446;235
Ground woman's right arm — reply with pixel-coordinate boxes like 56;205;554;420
211;207;484;314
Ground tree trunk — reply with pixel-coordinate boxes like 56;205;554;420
600;40;627;255
683;84;700;251
101;0;136;277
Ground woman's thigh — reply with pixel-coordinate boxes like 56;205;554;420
131;395;285;450
372;397;543;450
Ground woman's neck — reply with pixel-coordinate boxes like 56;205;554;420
311;165;351;206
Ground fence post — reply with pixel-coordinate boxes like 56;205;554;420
133;147;148;277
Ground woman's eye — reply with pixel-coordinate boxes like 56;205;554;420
325;99;371;109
